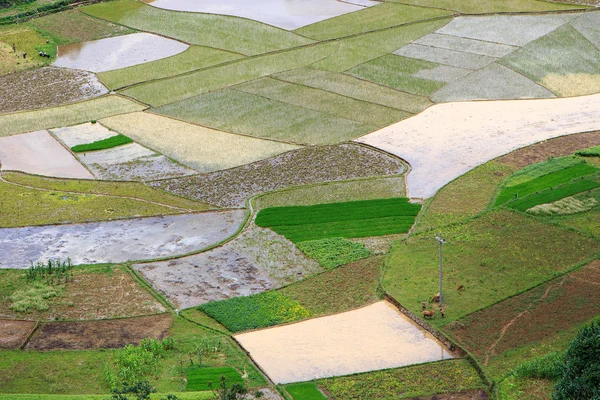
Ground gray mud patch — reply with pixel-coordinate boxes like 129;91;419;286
88;154;198;181
0;211;246;269
0;67;107;114
149;143;405;208
134;224;321;309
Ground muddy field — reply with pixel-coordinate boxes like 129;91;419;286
151;144;405;208
411;390;490;400
0;211;246;269
0;67;107;113
134;224;321;309
0;319;36;349
26;313;172;350
0;266;165;321
444;260;600;364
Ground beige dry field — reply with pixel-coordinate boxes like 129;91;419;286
0;319;36;349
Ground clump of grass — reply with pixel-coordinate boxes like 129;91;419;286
199;291;311;332
527;196;598;216
285;382;326;400
297;237;370;269
186;366;243;391
10;281;60;312
513;351;563;380
576;145;600;157
71;133;133;153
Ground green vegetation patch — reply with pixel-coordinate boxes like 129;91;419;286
383;0;587;13
98;46;243;90
0;24;55;75
154;88;371;145
502;156;584;188
576;145;600;157
9;281;60;313
255;176;406;210
256;198;421;242
275;67;430;114
284;382;326;400
185;366;243;391
234;77;409;127
29;9;133;45
120;42;337;107
71;133;132;153
280;256;382;317
384;209;600;325
0;95;146;137
82;0;313;56
494;161;598;206
317;359;486;399
348;54;445;95
507;178;600;212
295;2;452;41
297;238;371;269
198;291;311;332
499;24;600;97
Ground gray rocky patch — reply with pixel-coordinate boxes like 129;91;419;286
394;44;497;70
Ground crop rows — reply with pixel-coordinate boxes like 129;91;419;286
495;162;597;206
507;179;600;212
186;366;243;391
71;134;133;153
503;156;583;187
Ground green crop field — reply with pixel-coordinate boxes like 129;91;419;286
0;25;55;75
501;156;584;188
577;145;600;157
81;0;313;56
284;382;326;400
256;198;421;242
185;366;243;391
296;237;371;269
507;178;600;212
71;133;133;153
198;291;311;332
97;46;244;90
295;2;452;41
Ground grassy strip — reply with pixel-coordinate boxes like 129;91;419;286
2;172;211;211
154;88;372;145
284;382;326;400
185;366;243;391
179;308;230;334
98;46;244;90
199;292;311;333
296;238;371;269
295;2;452;41
576;145;600;157
120;42;337;107
507;179;600;212
81;0;312;56
383;0;587;13
494;162;597;206
0;95;146;137
71;133;132;153
0;394;214;400
502;156;584;188
317;359;486;399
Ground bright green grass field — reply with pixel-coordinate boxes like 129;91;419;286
120;42;338;107
576;145;600;157
383;0;587;13
507;178;600;212
234;77;409;127
284;382;326;400
295;2;452;41
348;54;445;96
0;25;55;75
81;0;313;56
199;291;311;333
274;68;430;114
98;46;244;90
297;237;371;269
0;96;146;137
71;133;132;152
494;161;598;206
256;198;421;242
153;88;372;145
384;209;600;326
185;366;243;391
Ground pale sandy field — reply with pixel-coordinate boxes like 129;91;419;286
0;131;93;179
235;301;453;384
356;94;600;198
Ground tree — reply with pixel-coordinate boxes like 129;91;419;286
553;321;600;400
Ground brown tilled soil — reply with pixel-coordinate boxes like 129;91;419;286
411;390;489;400
0;319;36;349
0;66;106;113
497;131;600;169
0;266;165;321
25;313;172;350
444;260;600;362
149;143;405;208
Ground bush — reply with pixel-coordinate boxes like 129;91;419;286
553;322;600;400
514;351;562;380
108;338;175;387
10;282;60;312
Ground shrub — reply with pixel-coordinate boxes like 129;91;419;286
575;145;600;157
10;282;60;312
108;338;175;387
514;351;563;380
297;237;371;269
553;322;600;400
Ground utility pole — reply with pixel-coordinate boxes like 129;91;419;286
435;233;446;307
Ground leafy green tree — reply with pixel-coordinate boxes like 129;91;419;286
553;322;600;400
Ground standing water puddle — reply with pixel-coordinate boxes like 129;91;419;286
53;33;189;73
142;0;379;30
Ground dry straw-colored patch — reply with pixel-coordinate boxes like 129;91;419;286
542;73;600;97
527;196;598;216
99;112;301;172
